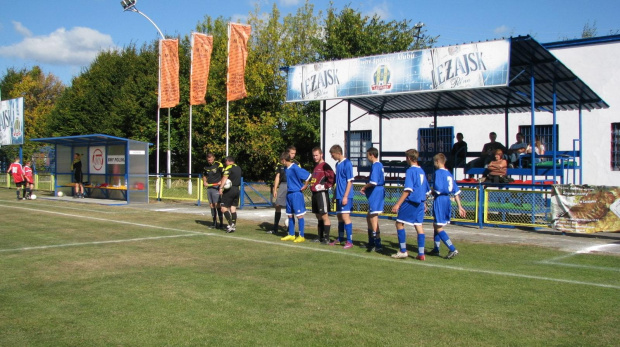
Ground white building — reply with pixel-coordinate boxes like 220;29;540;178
313;35;619;186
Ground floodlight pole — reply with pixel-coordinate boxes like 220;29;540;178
413;22;425;48
121;1;169;198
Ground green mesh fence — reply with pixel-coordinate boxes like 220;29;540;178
484;188;551;227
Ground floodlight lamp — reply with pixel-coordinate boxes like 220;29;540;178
414;22;425;29
121;0;137;10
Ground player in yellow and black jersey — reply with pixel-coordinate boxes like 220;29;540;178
219;156;243;233
202;152;224;228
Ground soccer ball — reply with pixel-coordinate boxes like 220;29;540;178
57;191;64;197
223;179;232;190
30;194;37;200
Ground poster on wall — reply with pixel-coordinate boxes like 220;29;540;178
89;146;106;174
551;185;620;233
286;39;510;102
0;97;24;145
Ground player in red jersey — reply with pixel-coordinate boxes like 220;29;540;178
310;147;335;244
23;160;34;199
7;157;26;200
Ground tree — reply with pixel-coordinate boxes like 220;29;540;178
316;4;437;61
0;66;65;166
47;44;160;171
582;20;597;38
38;2;436;181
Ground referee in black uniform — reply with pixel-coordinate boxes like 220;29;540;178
219;156;243;233
202;152;224;228
272;146;297;234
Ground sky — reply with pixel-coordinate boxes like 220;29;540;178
1;0;619;86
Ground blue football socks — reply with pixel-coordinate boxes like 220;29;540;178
298;218;305;237
345;223;353;243
288;217;295;236
417;233;425;256
438;230;455;252
338;221;345;242
397;229;407;252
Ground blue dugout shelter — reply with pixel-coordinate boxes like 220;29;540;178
31;134;150;204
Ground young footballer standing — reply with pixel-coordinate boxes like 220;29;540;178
391;149;430;260
279;152;312;243
23;160;34;199
328;144;355;249
7;157;26;200
219;156;243;233
203;152;224;228
310;147;335;244
360;147;385;252
429;154;466;259
272;146;297;233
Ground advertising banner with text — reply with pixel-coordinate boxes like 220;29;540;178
286;39;510;102
0;97;24;145
551;184;620;233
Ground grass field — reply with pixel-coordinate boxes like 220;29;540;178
0;189;619;346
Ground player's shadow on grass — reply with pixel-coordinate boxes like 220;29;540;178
195;219;215;228
380;240;424;258
257;222;284;236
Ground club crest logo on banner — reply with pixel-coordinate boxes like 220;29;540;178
90;146;106;174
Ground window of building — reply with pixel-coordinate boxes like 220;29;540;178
417;127;454;164
612;123;620;171
519;124;558;152
345;130;372;167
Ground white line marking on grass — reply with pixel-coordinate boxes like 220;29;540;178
0;203;207;236
213;235;620;290
0;234;204;253
0;199;116;214
539;244;620;272
2;203;619;290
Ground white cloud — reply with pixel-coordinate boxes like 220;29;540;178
367;1;391;20
0;25;116;66
12;21;32;37
231;14;250;25
280;0;302;6
494;25;510;35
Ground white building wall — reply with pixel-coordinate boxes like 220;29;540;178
320;38;619;185
547;41;620;186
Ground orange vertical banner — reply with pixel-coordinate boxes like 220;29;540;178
159;39;180;108
190;33;213;105
227;23;252;102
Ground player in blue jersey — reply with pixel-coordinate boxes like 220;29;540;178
391;149;430;260
360;147;385;252
328;144;355;249
429;153;466;259
279;152;312;243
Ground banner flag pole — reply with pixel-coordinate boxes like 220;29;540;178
188;33;194;195
226;23;231;157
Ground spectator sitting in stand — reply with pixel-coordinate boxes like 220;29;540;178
526;135;546;164
447;132;468;174
466;132;506;176
507;132;528;168
482;149;509;183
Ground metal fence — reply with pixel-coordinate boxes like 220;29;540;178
147;175;272;208
2;173;54;191
343;182;478;224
